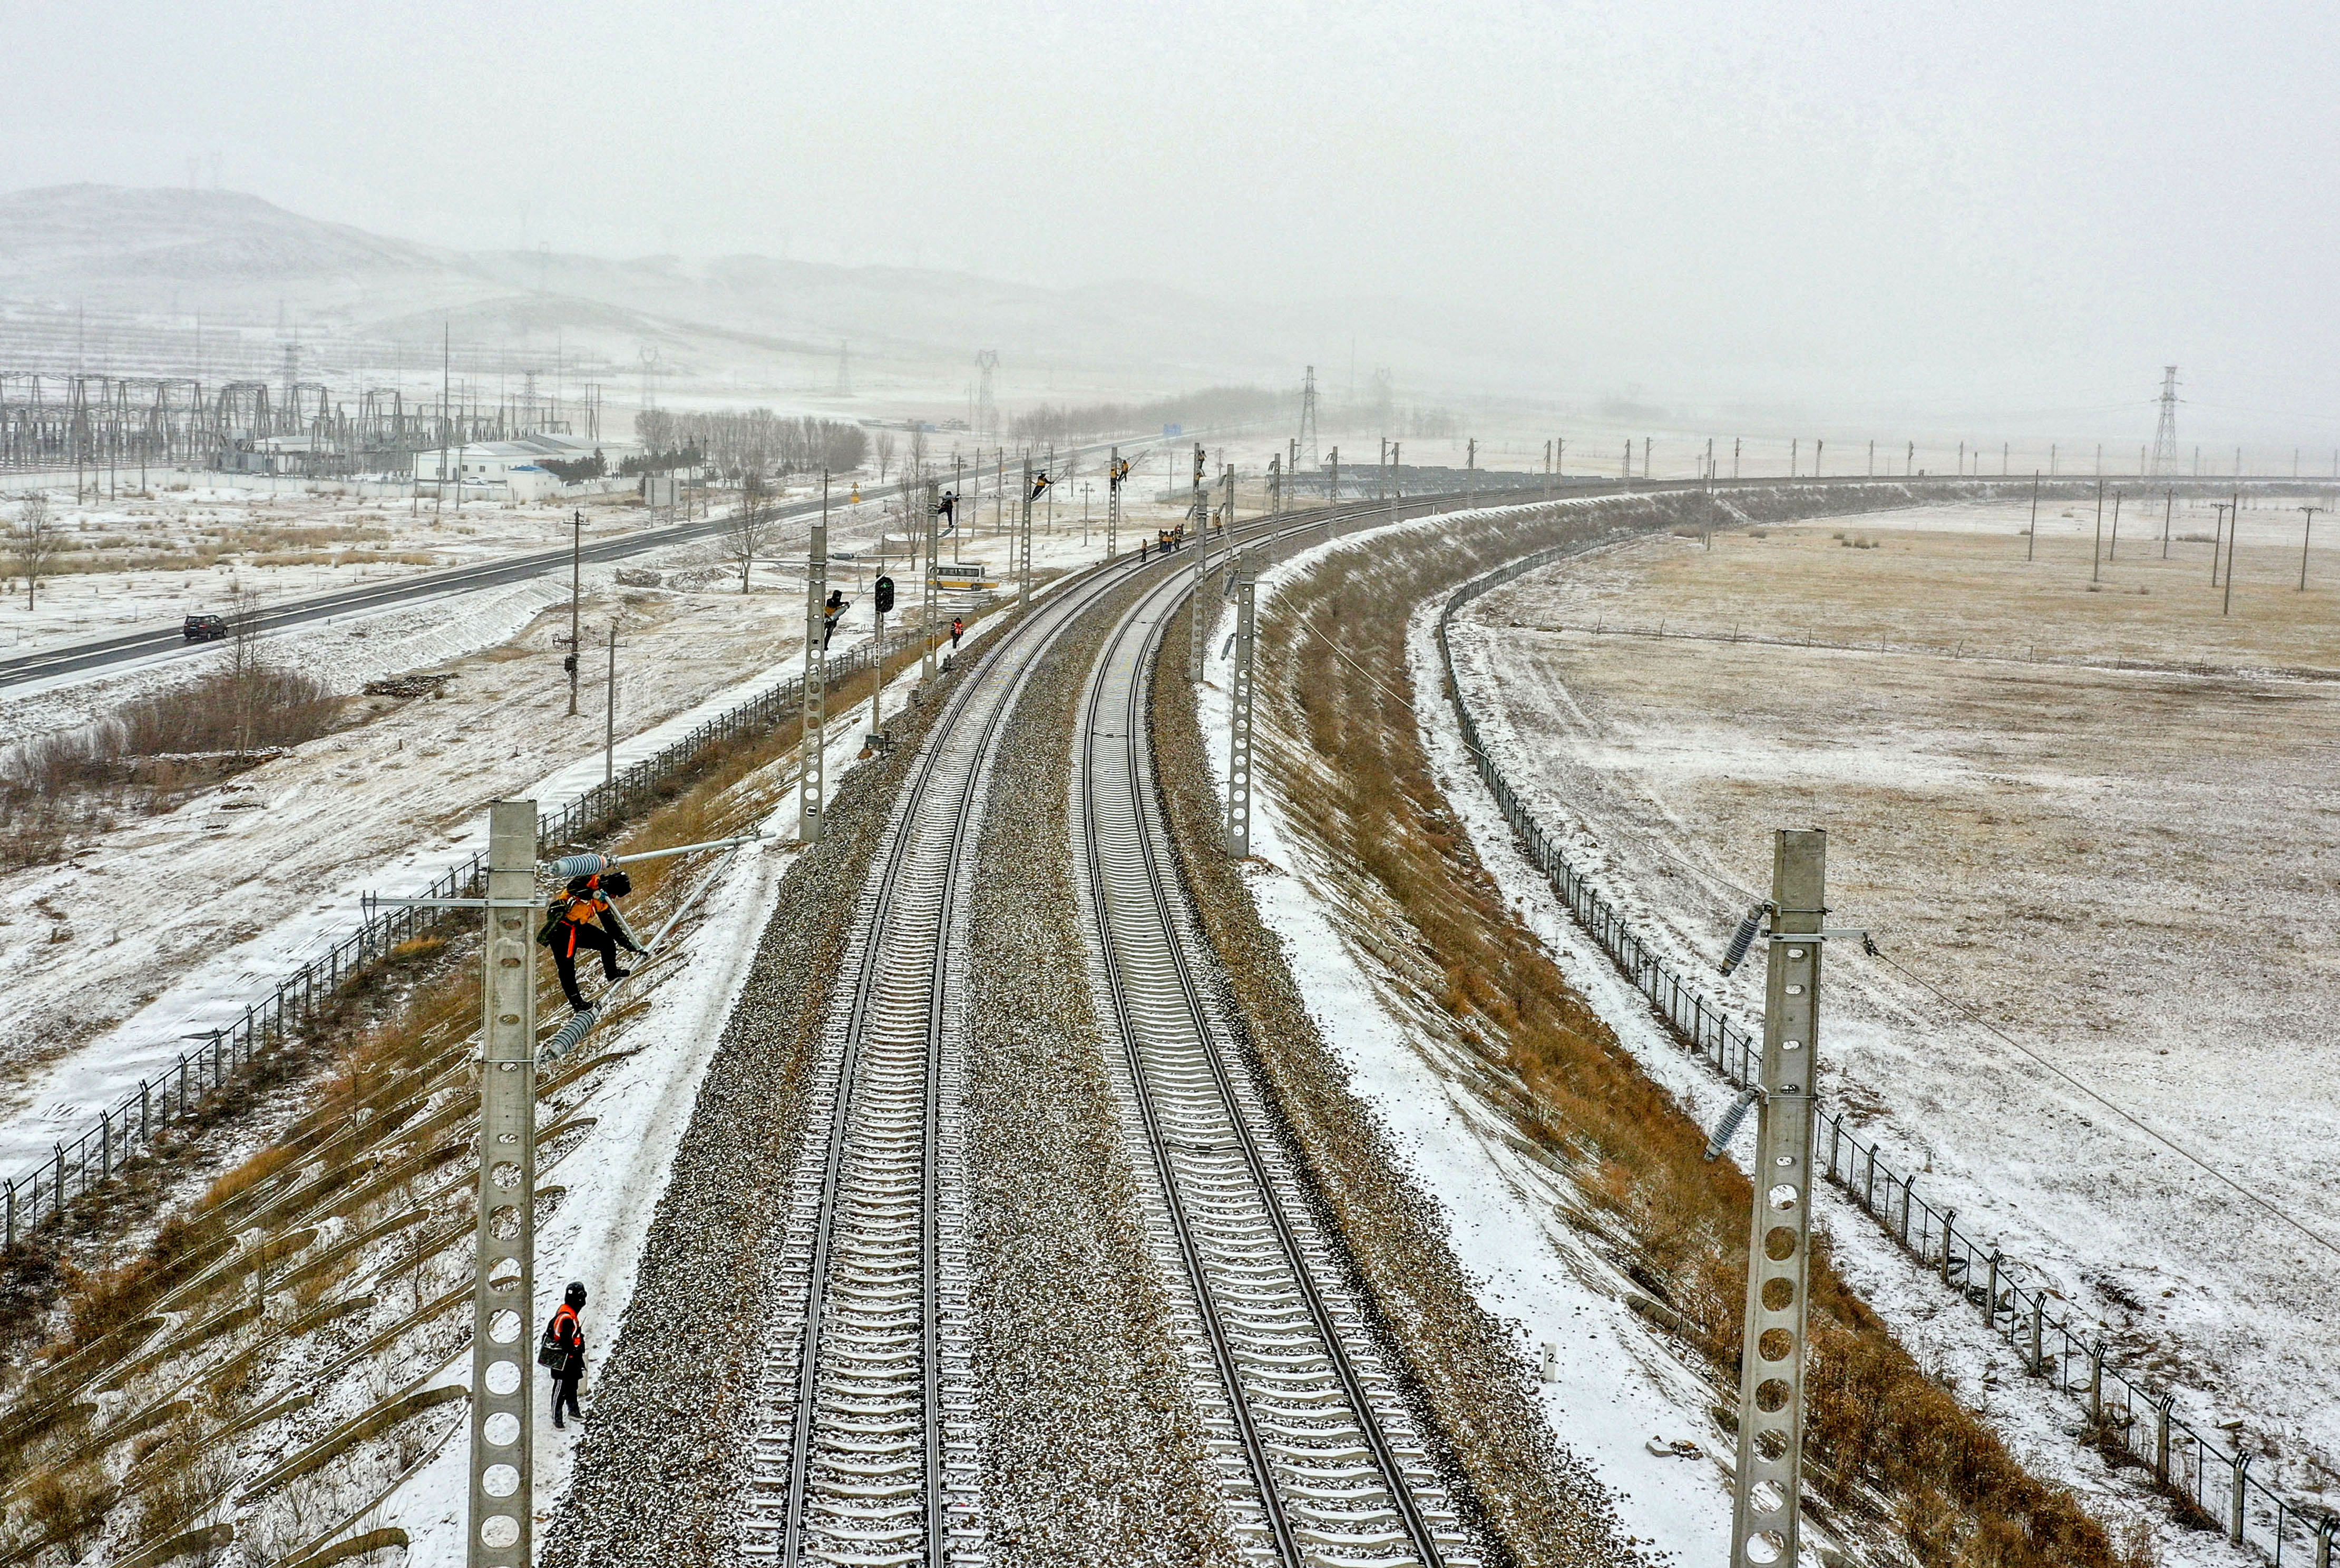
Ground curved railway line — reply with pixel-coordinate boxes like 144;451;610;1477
735;557;1107;1565
734;491;1475;1567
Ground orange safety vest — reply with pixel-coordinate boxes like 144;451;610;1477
549;1303;582;1367
551;894;610;957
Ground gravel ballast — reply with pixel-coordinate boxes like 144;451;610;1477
542;671;962;1568
961;582;1238;1568
1150;591;1645;1568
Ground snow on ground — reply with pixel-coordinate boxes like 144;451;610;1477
0;475;646;661
1193;511;1736;1567
0;470;1153;1185
373;616;1018;1566
1445;505;2340;1515
1182;497;2270;1565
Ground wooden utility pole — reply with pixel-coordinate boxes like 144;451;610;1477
467;800;538;1568
1727;830;1826;1568
2222;491;2241;615
2028;474;2039;562
2300;505;2321;591
2163;491;2174;559
2092;480;2104;583
2211;503;2230;586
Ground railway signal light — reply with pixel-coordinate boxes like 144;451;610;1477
874;575;895;614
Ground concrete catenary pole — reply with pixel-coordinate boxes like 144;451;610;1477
568;511;582;717
604;621;618;785
1108;445;1122;559
1019;455;1035;611
1727;829;1826;1568
799;485;828;845
953;453;965;564
1188;442;1209;682
467;800;538;1568
1225;552;1258;857
922;478;940;684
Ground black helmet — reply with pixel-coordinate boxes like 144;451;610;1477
564;1281;587;1308
601;869;632;898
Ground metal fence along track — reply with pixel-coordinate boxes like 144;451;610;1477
3;619;940;1250
1431;534;2329;1565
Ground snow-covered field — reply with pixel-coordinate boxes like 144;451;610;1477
0;477;656;661
0;484;1137;1183
1446;502;2340;1514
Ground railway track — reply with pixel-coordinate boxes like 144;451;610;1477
1071;544;1476;1567
736;567;1105;1566
737;492;1470;1567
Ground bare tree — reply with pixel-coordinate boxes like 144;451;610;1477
906;425;928;481
874;430;896;482
12;492;58;609
226;584;267;756
726;473;775;591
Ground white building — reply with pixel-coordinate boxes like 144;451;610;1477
413;435;640;501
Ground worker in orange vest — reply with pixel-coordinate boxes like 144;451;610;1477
542;1281;587;1428
542;870;640;1012
950;616;964;650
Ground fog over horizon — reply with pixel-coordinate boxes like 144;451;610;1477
10;0;2339;442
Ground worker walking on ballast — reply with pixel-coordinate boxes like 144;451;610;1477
540;869;641;1012
541;1281;587;1429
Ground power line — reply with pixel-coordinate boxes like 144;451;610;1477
1870;948;2340;1263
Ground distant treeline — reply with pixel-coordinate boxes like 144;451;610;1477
1007;386;1289;448
635;409;869;478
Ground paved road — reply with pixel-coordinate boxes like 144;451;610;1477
0;485;861;690
0;466;2072;692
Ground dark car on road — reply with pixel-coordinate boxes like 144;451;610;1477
183;614;229;642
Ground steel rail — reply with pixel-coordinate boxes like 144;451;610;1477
746;485;1477;1567
1073;509;1465;1567
745;543;1129;1566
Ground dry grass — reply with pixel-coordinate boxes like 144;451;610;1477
2;607;985;1559
0;665;343;870
1206;496;2147;1567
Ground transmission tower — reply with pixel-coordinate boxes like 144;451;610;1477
1297;365;1320;471
2151;366;2180;476
975;349;999;441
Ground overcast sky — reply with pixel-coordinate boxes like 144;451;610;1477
12;0;2339;434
